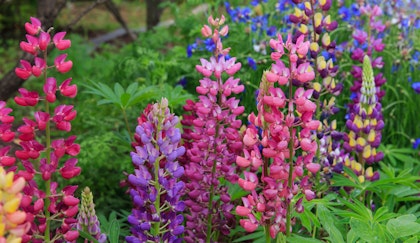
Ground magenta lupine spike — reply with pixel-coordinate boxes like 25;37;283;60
180;15;244;242
236;33;319;238
0;17;81;242
76;187;107;243
127;98;186;243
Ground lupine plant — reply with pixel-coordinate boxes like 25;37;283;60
126;98;186;243
180;15;244;242
1;17;81;242
342;3;386;184
235;33;320;240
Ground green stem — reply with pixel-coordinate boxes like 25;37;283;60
206;75;224;243
205;134;218;243
122;108;133;141
153;112;164;238
265;225;271;243
43;49;52;243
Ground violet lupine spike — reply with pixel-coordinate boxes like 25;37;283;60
127;98;186;243
76;187;107;243
180;15;244;242
236;34;320;238
2;17;81;242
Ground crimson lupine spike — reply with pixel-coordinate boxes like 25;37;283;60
0;16;82;242
127;98;186;243
236;33;319;238
180;15;244;242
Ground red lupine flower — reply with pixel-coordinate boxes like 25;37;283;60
15;60;33;80
24;17;41;35
0;146;16;166
0;101;14;123
43;77;57;103
14;88;39;107
53;32;71;50
38;32;50;51
32;57;46;77
20;35;39;55
54;54;73;73
59;78;77;98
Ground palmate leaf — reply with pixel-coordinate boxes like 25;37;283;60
83;81;157;109
386;214;420;239
317;205;345;243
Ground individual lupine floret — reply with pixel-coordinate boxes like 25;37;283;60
236;33;320;239
180;15;244;242
0;167;30;242
75;187;106;243
343;55;383;182
3;17;81;242
126;98;185;243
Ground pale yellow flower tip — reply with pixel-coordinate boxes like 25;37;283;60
4;198;20;214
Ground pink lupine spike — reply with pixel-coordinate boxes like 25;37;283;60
25;17;41;35
54;54;73;73
53;32;71;50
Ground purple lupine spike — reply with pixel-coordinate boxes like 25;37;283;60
127;98;185;243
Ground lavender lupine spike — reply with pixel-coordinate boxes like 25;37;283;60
236;34;320;239
127;98;186;243
180;15;244;242
76;187;106;243
0;17;81;243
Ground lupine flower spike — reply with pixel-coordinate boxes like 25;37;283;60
180;15;244;242
76;187;107;243
0;167;30;242
236;33;319;239
127;98;186;243
2;17;81;242
343;55;383;182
